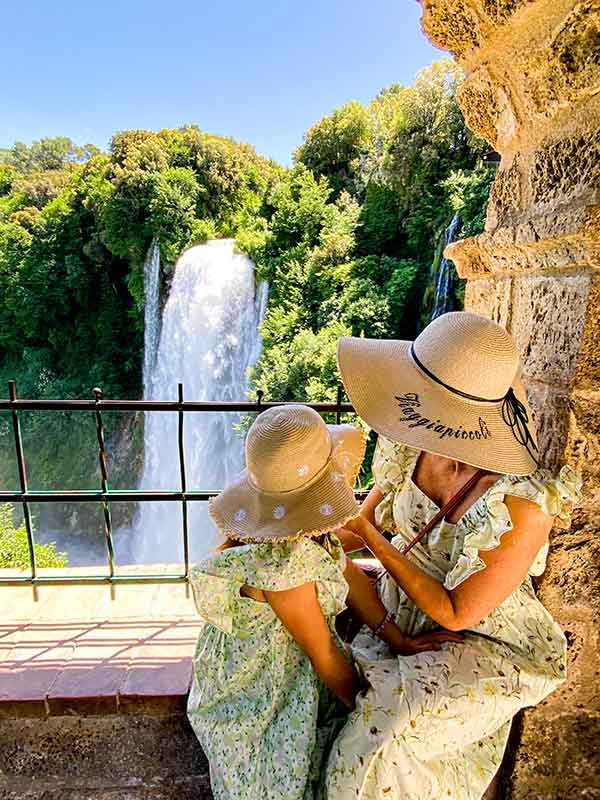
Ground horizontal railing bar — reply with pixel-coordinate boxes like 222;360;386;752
0;399;355;413
0;574;188;586
0;490;219;502
0;490;370;502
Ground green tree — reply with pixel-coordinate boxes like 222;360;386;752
295;101;372;196
0;504;67;569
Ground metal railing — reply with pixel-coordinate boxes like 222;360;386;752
0;382;358;587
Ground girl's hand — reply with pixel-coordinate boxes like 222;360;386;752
390;629;465;656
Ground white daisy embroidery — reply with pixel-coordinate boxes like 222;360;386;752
297;464;310;478
319;503;334;517
331;471;345;482
340;454;352;468
234;509;247;522
272;505;286;519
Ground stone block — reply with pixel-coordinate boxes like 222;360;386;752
0;714;208;782
507;709;600;799
510;271;591;388
419;0;485;57
521;382;570;472
519;1;600;120
464;276;512;325
573;271;600;391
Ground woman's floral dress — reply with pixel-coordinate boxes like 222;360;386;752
187;534;349;800
325;437;581;800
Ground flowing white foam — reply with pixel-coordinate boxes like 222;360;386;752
132;239;268;564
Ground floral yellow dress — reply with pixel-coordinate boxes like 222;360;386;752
187;535;349;800
325;437;581;800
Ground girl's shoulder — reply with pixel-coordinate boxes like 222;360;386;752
193;534;346;593
189;535;348;632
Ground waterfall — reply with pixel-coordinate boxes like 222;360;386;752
132;239;268;564
142;238;161;395
430;213;461;321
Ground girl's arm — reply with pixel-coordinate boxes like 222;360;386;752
264;582;361;709
347;495;553;631
343;558;463;654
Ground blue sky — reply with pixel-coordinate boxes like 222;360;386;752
1;0;443;164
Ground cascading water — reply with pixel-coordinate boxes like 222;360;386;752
430;212;461;321
131;239;268;564
142;238;161;394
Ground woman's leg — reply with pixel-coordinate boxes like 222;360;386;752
325;637;550;800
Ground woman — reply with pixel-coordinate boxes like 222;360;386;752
325;311;580;800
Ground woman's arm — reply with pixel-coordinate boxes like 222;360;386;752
360;485;384;527
347;495;553;631
343;558;464;654
264;582;360;709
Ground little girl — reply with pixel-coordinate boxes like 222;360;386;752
187;405;460;800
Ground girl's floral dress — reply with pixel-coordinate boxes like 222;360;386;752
325;437;581;800
187;534;349;800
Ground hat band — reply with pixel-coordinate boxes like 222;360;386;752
410;344;505;403
246;443;334;497
410;344;540;466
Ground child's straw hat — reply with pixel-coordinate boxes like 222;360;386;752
338;311;539;476
209;405;366;542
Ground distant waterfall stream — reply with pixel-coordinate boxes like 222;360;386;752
430;213;461;321
131;239;268;564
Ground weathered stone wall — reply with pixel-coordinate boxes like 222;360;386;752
420;1;600;797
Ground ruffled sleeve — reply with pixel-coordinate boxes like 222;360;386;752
372;436;419;532
189;535;348;633
444;465;582;591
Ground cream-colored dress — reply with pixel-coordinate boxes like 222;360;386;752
325;437;581;800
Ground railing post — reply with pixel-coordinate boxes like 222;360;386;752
256;389;264;415
92;388;115;580
177;383;190;586
336;385;343;425
8;380;37;583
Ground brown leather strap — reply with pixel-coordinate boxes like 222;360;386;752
401;468;488;555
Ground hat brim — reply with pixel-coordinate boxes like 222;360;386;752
209;424;366;542
338;337;538;476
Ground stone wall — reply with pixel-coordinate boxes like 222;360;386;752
420;1;600;797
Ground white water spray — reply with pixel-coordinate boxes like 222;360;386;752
142;238;161;395
431;213;461;321
132;239;268;564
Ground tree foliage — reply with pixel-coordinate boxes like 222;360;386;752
0;504;67;569
0;61;493;414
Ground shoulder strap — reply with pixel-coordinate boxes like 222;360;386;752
401;469;488;556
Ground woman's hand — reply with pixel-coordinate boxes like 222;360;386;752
352;496;554;632
335;526;366;553
389;629;464;656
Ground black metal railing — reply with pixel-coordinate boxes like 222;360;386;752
0;382;358;587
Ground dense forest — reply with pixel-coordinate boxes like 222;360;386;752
0;59;493;563
0;59;492;407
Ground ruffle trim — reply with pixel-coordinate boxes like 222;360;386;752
189;535;348;632
443;465;582;591
373;440;419;533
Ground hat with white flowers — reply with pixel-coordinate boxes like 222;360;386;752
208;404;366;542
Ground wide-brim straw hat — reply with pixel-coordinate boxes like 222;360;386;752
338;311;540;476
209;404;366;542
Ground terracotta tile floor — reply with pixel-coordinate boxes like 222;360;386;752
0;569;202;717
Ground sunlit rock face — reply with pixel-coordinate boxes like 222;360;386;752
420;1;600;797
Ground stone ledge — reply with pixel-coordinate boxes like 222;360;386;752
0;714;212;800
0;569;201;720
